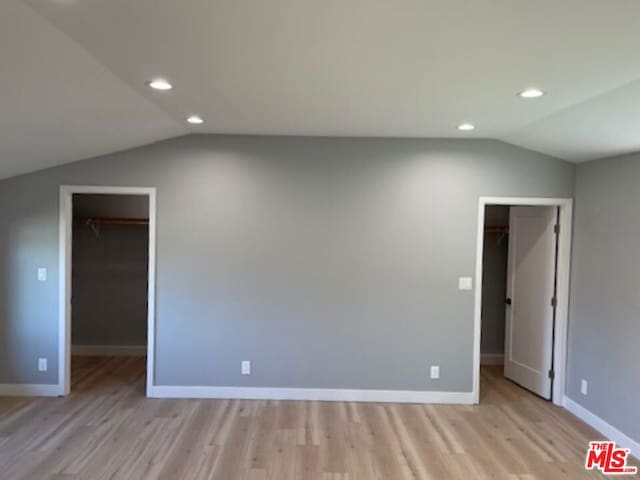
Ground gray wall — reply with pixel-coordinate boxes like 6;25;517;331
481;206;509;355
71;194;149;347
568;154;640;442
0;135;574;391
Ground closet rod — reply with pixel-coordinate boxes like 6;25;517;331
484;225;509;234
76;217;149;226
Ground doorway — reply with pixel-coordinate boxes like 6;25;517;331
472;197;572;406
58;186;156;396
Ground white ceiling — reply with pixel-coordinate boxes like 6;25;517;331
0;0;186;179
3;0;640;178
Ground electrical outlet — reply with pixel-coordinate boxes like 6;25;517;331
241;361;251;375
38;358;47;372
430;365;440;379
37;267;47;282
581;379;588;395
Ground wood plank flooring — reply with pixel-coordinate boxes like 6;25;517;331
0;356;636;479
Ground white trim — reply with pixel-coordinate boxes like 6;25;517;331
58;188;71;395
71;345;147;356
480;353;504;365
146;189;157;396
59;186;156;397
565;397;640;460
149;385;474;404
0;384;63;397
473;197;573;407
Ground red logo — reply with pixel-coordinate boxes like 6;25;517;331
585;441;637;475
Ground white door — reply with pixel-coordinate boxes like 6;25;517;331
504;206;558;399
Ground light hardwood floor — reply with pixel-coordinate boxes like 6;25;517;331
0;357;636;479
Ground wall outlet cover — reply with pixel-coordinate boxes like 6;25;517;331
458;277;473;290
241;360;251;375
430;365;440;379
38;358;47;372
581;379;588;395
37;267;47;282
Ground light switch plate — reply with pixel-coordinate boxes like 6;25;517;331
581;379;588;395
37;267;47;282
458;277;472;290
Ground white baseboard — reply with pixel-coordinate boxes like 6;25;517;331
72;345;147;356
481;353;504;365
148;385;474;404
564;397;640;460
0;383;62;397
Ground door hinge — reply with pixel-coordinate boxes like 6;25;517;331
554;224;560;234
551;296;557;308
548;369;555;380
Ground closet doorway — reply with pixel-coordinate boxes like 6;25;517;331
472;197;573;407
58;186;156;396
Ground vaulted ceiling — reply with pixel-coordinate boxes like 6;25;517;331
3;0;640;178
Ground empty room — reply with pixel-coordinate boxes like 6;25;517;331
0;1;638;479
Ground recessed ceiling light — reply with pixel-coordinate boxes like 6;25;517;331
519;88;544;98
186;115;204;125
458;123;475;131
147;78;173;91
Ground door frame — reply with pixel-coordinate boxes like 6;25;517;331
473;196;573;406
58;185;157;396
